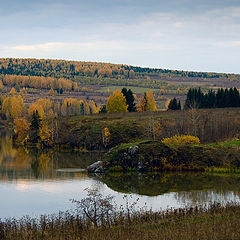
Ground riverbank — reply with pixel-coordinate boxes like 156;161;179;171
1;203;240;240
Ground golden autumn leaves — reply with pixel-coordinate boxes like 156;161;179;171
5;86;158;146
106;90;128;113
106;89;157;113
1;74;76;91
2;95;100;146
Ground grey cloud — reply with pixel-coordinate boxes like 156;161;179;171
0;0;240;73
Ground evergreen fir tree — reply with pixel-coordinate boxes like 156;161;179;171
168;98;179;110
121;88;136;112
30;110;42;143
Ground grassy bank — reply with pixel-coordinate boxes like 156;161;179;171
1;203;240;239
55;108;240;150
101;138;240;172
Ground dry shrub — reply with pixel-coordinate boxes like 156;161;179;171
162;135;200;147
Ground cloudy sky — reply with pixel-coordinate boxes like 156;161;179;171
1;0;240;73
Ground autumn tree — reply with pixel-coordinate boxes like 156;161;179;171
165;98;171;110
14;118;30;145
48;88;55;96
28;99;53;119
136;91;157;112
106;89;128;113
28;103;45;119
145;91;158;111
89;100;100;114
136;93;147;112
9;88;16;95
39;119;51;146
0;80;4;91
145;117;162;140
102;127;110;147
2;95;26;120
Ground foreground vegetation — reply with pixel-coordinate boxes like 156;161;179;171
1;203;240;240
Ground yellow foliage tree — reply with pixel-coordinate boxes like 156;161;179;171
48;88;55;96
102;127;110;147
9;88;16;95
0;80;4;90
14;118;30;145
2;95;26;120
165;98;171;109
136;91;157;112
28;98;52;118
89;100;100;114
39;119;51;144
106;89;128;113
28;103;45;118
145;91;157;111
136;94;147;112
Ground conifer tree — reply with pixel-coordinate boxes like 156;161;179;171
121;88;136;112
30;110;42;143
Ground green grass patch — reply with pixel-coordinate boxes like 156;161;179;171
207;139;240;148
208;167;240;174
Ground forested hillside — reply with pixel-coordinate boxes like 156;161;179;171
0;58;240;108
0;58;232;80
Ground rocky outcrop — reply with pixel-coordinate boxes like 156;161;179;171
101;141;217;172
87;161;104;173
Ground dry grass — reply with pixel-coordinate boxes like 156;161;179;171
1;203;240;240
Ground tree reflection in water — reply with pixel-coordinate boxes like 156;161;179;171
96;172;240;205
0;131;102;180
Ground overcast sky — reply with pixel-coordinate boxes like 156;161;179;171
1;0;240;73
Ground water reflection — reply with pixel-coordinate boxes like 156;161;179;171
1;131;240;218
95;172;240;206
0;131;102;180
175;190;240;206
95;172;240;195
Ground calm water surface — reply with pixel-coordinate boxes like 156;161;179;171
1;131;240;219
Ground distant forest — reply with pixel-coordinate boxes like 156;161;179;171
0;58;236;81
1;58;240;110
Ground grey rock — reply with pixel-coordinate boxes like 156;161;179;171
128;145;139;155
94;166;104;173
87;161;104;173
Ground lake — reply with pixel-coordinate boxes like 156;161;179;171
1;131;240;219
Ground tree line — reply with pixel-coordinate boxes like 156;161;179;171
103;88;157;113
185;87;240;109
0;74;77;91
3;86;158;147
168;87;240;110
1;58;238;83
0;58;136;80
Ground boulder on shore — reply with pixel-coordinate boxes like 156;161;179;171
87;161;104;173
